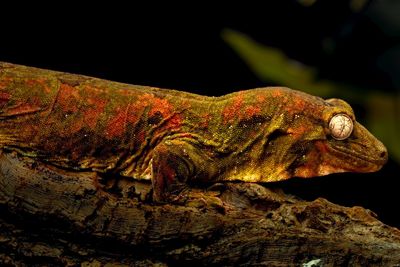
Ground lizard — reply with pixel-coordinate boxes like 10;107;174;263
0;62;388;202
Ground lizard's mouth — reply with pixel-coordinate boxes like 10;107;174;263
330;142;386;166
327;135;387;173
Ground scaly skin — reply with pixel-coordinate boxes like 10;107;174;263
0;62;388;201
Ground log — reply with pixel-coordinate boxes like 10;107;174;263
1;152;400;266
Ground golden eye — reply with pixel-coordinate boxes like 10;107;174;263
329;114;353;140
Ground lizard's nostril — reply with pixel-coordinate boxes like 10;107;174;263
379;150;388;164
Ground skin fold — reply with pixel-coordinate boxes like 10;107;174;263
0;62;388;201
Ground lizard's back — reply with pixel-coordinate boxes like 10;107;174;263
0;62;218;178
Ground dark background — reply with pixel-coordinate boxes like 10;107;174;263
1;1;399;227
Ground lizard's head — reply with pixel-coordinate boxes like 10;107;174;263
291;98;388;178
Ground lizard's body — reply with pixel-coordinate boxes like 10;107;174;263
0;62;387;201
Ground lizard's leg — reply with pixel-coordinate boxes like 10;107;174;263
151;139;211;202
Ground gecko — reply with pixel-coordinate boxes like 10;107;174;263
0;62;388;202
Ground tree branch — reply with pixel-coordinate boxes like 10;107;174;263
1;152;399;266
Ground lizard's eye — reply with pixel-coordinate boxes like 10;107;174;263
329;113;353;140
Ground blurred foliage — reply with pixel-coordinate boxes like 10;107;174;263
222;29;400;163
297;0;368;12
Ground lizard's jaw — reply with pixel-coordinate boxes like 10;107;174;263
294;139;387;179
329;141;387;172
327;122;388;173
292;136;387;179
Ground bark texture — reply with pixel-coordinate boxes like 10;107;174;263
0;152;399;266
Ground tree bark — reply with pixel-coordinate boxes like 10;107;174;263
0;152;399;266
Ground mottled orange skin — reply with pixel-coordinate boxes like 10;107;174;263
0;62;388;201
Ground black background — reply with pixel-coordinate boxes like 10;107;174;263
1;2;399;227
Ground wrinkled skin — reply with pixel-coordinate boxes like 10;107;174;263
0;62;388;201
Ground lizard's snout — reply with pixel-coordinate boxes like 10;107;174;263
376;143;388;166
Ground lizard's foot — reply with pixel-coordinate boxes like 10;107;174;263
152;183;189;204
